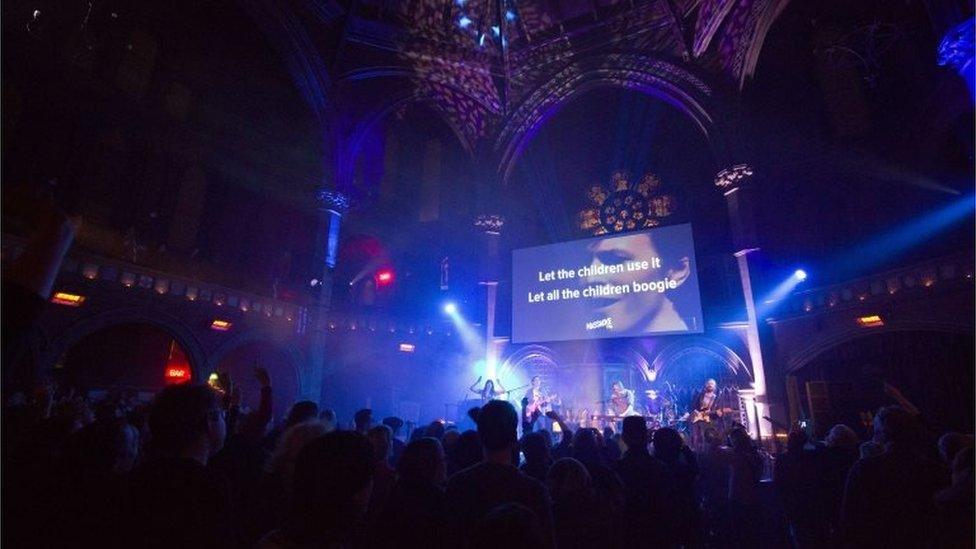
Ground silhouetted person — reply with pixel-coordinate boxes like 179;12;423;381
775;429;820;547
654;427;701;547
367;425;396;521
125;384;232;548
471;503;545;549
383;416;406;465
547;457;606;549
713;427;764;547
52;417;139;547
840;406;949;549
614;416;672;546
932;446;975;549
520;431;552;482
373;437;448;548
355;408;373;434
450;429;484;475
572;427;624;535
815;424;859;542
259;431;374;548
445;400;554;547
320;408;338;432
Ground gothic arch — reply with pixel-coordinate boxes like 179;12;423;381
39;307;207;381
495;54;736;184
785;320;974;374
335;87;476;192
649;337;752;383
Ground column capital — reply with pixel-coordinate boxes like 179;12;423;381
474;214;505;235
315;188;350;215
714;164;756;192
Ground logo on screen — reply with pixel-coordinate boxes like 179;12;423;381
585;317;614;331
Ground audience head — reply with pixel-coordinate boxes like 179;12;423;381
367;424;392;464
319;408;337;432
938;432;974;465
353;408;372;433
288;431;374;542
425;420;446;440
728;427;755;453
397;437;446;485
285;401;319;429
453;430;484;471
652;427;683;461
873;405;919;448
382;416;404;436
267;420;331;494
442;428;460;453
825;424;859;448
477;400;518;456
472;503;543;549
572;428;603;464
547;457;592;501
703;425;723;448
787;429;808;453
148;384;224;462
621;416;648;452
521;431;549;463
859;440;885;459
65;417;140;475
539;429;553;448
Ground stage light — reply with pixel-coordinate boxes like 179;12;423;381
443;302;458;315
758;269;810;317
51;292;85;307
856;314;884;328
458;16;472;28
376;269;394;285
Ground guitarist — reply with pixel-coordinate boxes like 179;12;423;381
522;376;556;432
690;379;726;451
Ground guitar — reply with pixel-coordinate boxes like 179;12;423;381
689;407;735;424
523;393;558;422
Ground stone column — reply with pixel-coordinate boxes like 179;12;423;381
304;189;349;402
475;214;504;378
715;164;771;439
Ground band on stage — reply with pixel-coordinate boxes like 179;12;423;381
464;375;740;450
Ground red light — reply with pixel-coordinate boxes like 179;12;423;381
165;367;190;380
376;270;394;285
164;341;192;385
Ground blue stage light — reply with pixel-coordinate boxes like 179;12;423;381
458;16;472;28
443;302;458;315
794;269;808;281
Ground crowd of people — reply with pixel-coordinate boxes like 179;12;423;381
3;366;973;548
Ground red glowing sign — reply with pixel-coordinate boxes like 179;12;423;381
164;341;192;385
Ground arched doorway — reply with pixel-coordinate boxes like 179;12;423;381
792;330;974;437
56;323;193;398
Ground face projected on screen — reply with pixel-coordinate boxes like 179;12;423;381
583;233;692;334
